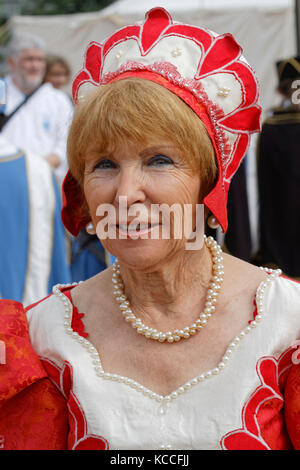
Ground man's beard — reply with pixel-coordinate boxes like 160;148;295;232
19;73;43;93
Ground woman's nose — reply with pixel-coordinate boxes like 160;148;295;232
114;167;146;208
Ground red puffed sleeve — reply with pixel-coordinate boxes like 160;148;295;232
0;299;69;450
284;362;300;449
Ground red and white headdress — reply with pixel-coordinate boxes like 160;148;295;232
62;7;261;235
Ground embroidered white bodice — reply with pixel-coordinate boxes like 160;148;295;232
26;274;300;450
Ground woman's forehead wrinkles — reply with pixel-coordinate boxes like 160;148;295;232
139;144;178;156
86;141;179;157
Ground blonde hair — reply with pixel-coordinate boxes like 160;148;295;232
67;78;217;199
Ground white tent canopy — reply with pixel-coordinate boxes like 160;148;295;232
103;0;294;14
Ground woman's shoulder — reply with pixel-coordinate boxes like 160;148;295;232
223;254;300;320
222;253;270;299
24;270;113;353
25;287;79;347
25;290;64;322
0;295;61;368
69;267;114;316
223;252;300;293
270;274;300;312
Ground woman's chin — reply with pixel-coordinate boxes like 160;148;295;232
105;238;179;271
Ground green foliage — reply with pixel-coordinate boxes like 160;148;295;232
0;0;115;73
19;0;115;16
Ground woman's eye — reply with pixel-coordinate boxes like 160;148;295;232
94;159;116;170
147;155;174;166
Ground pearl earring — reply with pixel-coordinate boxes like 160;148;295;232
86;222;96;235
207;215;220;229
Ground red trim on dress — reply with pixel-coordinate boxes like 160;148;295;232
220;348;296;450
41;358;109;450
280;274;300;284
24;294;52;312
62;288;89;338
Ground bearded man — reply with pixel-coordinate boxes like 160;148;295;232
0;33;73;184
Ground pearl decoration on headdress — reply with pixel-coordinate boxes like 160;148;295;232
115;50;124;59
217;87;231;97
171;47;182;58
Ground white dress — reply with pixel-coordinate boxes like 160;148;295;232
26;272;300;450
1;76;73;184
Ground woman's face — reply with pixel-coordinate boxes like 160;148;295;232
45;63;69;89
83;139;203;270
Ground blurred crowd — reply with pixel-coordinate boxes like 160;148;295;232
0;32;299;306
0;32;112;305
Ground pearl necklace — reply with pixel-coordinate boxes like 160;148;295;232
112;236;224;343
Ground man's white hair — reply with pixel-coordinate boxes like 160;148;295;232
8;32;46;58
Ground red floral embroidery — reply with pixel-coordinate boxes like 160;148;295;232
220;348;295;450
41;358;109;450
73;435;109;450
61;288;88;338
71;306;88;338
250;298;258;323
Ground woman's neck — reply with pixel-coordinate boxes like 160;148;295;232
117;245;213;327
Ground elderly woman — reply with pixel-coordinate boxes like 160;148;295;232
0;8;300;451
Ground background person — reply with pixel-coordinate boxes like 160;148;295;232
43;55;71;90
70;224;116;284
0;134;71;305
42;55;113;282
256;56;300;278
0;33;73;184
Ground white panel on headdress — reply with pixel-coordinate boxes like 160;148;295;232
103;37;203;79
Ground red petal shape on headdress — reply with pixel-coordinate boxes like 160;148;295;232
103;25;140;56
225;61;258;107
166;25;212;52
72;70;91;103
225;134;249;183
197;34;242;78
140;7;172;54
85;43;102;83
219;105;261;133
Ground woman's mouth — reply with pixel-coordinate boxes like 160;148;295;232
115;223;160;238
